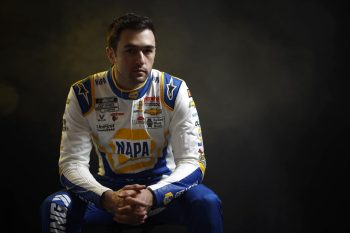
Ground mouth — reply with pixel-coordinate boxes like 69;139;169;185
133;67;147;73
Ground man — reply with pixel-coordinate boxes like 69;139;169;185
41;13;223;233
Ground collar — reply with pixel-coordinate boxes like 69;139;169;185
107;67;152;100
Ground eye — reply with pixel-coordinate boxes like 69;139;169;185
143;48;154;55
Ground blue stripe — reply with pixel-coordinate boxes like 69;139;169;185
153;167;203;207
107;68;153;100
60;174;101;206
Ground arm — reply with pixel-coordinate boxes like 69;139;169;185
148;79;206;207
59;86;111;206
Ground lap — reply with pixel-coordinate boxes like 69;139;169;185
44;183;220;227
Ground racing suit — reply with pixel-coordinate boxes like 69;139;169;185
41;68;223;233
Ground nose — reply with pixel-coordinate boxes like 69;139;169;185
135;51;145;65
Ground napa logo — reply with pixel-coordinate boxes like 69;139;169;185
111;128;156;160
115;140;149;158
106;128;159;173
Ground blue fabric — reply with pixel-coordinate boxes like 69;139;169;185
149;184;224;233
41;177;223;233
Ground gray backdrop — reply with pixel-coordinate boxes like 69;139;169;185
0;0;347;232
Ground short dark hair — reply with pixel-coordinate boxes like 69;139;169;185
107;13;156;50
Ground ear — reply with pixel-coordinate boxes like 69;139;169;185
106;47;116;64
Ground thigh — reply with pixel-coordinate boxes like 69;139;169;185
149;184;219;225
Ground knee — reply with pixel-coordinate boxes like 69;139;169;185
188;192;223;228
41;192;72;211
40;192;72;222
193;192;222;210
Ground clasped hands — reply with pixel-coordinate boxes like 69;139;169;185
101;184;154;225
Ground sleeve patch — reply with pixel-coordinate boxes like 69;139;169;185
162;73;183;110
72;77;94;115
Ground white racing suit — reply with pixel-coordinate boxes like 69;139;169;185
41;68;222;233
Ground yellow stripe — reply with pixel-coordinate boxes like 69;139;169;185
115;157;156;173
83;77;95;116
199;162;206;175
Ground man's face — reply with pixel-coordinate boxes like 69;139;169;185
111;29;156;89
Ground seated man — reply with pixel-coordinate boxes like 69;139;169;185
41;12;223;233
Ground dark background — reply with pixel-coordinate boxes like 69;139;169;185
0;0;348;232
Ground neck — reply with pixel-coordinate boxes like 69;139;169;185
112;66;141;90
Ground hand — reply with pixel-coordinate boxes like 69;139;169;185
118;188;154;212
100;184;145;214
114;187;154;225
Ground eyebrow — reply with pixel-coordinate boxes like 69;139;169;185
123;44;156;49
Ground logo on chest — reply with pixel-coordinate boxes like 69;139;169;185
111;129;156;159
95;97;119;113
115;140;150;158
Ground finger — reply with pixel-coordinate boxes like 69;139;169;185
124;196;149;207
122;184;146;191
118;189;139;197
117;205;147;217
116;205;133;215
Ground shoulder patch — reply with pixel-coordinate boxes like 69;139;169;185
161;72;183;110
72;76;95;115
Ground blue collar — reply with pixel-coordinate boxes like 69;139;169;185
107;68;152;100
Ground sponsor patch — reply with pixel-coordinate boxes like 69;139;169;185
133;100;143;113
144;96;160;103
115;140;150;158
128;91;138;99
146;117;165;129
144;108;162;115
175;182;198;198
96;97;119;113
197;128;203;142
189;100;196;108
187;89;192;98
98;114;106;122
132;115;145;125
110;129;157;165
110;112;124;121
163;192;173;205
95;77;107;85
144;96;160;107
97;123;115;131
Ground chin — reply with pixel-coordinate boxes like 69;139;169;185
133;74;148;83
127;77;145;88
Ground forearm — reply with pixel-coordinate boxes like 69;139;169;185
59;162;111;206
148;162;203;207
